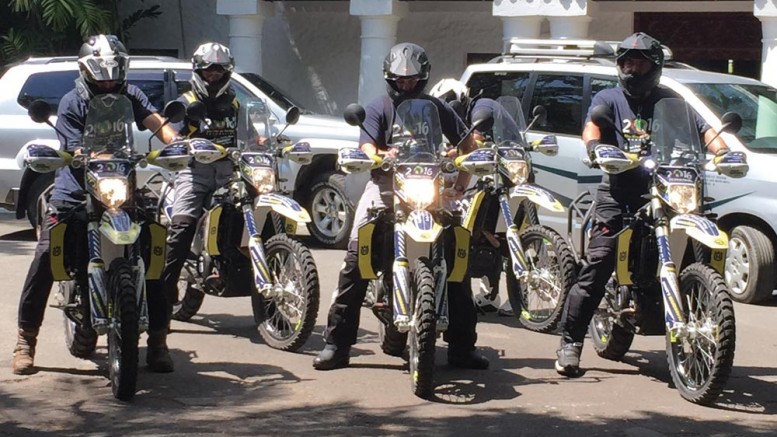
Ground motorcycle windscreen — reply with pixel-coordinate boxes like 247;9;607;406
82;93;134;154
394;99;443;163
242;98;271;151
494;96;528;147
650;98;703;165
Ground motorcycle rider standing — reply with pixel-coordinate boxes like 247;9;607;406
11;34;178;375
555;32;731;377
314;43;489;371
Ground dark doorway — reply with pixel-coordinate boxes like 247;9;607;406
634;12;762;79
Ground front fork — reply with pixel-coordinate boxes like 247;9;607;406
651;196;687;339
85;200;149;335
499;193;530;279
391;222;450;333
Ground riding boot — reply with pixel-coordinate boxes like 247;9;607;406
146;329;174;373
12;328;39;375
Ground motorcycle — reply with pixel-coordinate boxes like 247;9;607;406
572;97;748;404
160;99;320;352
338;99;474;399
458;96;576;332
23;95;184;400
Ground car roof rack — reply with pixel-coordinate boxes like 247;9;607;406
495;38;674;65
22;55;185;65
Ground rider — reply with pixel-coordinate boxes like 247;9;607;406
11;34;178;375
430;78;521;316
314;43;489;371
554;32;731;377
147;42;251;372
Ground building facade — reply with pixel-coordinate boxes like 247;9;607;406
120;0;776;114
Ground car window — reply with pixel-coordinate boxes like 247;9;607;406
587;76;619;121
529;74;584;136
239;72;309;113
467;72;531;102
688;82;777;153
17;70;78;111
127;70;165;111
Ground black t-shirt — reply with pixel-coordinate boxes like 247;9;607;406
51;85;155;204
173;88;241;148
586;86;709;192
360;94;468;150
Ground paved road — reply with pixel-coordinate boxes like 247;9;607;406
0;213;776;436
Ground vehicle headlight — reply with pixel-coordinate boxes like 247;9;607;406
503;160;529;185
404;178;436;210
249;167;275;194
96;177;129;210
666;184;698;214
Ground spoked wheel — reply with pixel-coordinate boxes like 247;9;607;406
507;224;576;333
107;258;139;401
667;262;735;405
590;280;635;361
408;257;436;399
62;281;98;358
171;262;205;322
256;234;320;351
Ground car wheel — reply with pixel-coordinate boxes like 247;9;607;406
725;225;776;304
305;171;353;249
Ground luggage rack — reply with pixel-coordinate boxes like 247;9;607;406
493;38;674;66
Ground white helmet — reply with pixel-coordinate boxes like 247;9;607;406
430;78;470;118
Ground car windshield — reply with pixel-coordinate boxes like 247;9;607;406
686;82;777;153
239;72;312;114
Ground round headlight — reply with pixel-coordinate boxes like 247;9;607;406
667;184;698;214
96;177;129;210
404;178;436;210
502;160;529;185
249;167;276;194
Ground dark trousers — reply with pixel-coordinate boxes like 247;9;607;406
559;186;648;344
324;239;478;353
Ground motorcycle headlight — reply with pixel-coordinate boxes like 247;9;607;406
248;167;275;194
503;160;529;185
666;184;698;214
404;178;436;210
96;177;129;210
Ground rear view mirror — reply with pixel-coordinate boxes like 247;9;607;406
28;100;52;124
590;105;616;130
186;101;208;124
470;105;494;131
719;112;742;134
343;103;366;127
285;106;301;125
163;101;186;124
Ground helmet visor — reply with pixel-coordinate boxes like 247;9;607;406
82;54;129;82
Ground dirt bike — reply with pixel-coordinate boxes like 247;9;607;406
23;95;184;400
457;96;576;332
159;99;320;352
338;99;475;399
571;97;748;405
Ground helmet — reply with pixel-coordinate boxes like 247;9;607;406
383;43;431;101
191;42;235;100
616;32;664;99
77;34;129;97
430;78;470;118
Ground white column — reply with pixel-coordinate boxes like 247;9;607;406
216;0;273;75
548;16;591;40
351;0;406;106
500;16;544;43
755;2;777;87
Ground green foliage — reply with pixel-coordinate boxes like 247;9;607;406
0;0;162;66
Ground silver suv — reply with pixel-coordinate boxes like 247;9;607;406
459;39;777;304
0;56;359;248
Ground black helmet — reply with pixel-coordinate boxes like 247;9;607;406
383;43;431;101
191;42;235;100
77;34;129;97
616;32;664;99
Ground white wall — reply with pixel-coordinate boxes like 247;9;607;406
119;0;755;115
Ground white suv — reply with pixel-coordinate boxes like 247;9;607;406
0;56;359;248
459;39;777;304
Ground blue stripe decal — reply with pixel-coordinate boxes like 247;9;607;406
533;163;603;184
705;192;754;211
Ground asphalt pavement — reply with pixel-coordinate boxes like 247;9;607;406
0;212;776;436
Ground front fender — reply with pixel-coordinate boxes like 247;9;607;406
670;214;728;249
509;184;564;213
403;210;442;243
254;193;311;223
99;209;141;245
